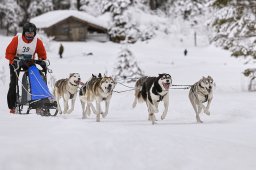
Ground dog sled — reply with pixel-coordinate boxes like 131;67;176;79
14;55;58;116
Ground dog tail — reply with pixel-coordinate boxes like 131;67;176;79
52;86;56;99
135;86;144;103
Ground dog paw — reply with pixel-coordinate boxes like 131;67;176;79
205;110;210;115
161;115;166;120
87;112;91;116
152;120;157;125
132;102;137;108
102;112;107;118
197;120;203;123
96;115;100;122
67;109;74;114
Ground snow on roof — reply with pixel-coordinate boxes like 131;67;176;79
30;10;109;29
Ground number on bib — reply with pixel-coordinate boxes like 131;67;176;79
22;47;30;53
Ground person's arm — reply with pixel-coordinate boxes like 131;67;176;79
36;38;47;60
5;36;18;63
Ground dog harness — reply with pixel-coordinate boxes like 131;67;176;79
68;82;78;99
192;84;208;103
157;92;167;102
69;93;74;99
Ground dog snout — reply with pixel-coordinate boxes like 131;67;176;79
166;79;170;83
108;84;112;88
78;78;81;81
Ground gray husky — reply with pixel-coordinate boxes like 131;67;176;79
53;73;81;114
133;74;172;125
79;74;116;122
188;76;214;123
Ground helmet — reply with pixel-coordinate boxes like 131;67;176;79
22;22;37;40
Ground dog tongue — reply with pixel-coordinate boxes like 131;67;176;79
163;83;170;90
75;80;80;85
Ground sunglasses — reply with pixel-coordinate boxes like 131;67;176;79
25;32;35;36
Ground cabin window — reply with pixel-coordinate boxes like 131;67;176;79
61;26;69;34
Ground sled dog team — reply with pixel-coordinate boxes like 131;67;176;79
53;73;214;124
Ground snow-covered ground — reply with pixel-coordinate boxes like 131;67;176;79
0;34;256;170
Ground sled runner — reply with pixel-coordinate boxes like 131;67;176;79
14;56;58;116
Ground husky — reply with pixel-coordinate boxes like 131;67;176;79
188;76;214;123
53;73;81;114
132;73;172;125
79;74;116;122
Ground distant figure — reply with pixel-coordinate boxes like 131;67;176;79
59;43;64;59
184;49;188;56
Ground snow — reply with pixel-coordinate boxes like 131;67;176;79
30;10;109;29
0;33;256;170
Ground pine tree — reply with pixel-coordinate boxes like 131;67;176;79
101;0;141;43
114;47;144;83
0;0;23;35
16;0;32;23
209;0;256;58
79;0;102;16
70;0;77;10
28;0;54;18
168;0;208;26
52;0;70;10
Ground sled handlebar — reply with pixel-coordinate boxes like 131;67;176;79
13;58;50;72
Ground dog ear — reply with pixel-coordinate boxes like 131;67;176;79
92;74;96;78
111;77;117;84
69;73;74;78
98;73;102;78
207;75;212;79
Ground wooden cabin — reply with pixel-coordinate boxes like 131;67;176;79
30;10;109;41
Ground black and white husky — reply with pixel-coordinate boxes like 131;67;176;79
132;73;172;124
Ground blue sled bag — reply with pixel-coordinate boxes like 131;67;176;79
28;65;53;101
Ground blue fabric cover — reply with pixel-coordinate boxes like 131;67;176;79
28;65;52;100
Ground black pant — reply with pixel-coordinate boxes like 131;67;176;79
7;64;19;109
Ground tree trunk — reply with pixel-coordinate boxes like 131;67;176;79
17;0;32;23
77;0;81;10
194;32;197;47
149;0;157;10
6;22;9;36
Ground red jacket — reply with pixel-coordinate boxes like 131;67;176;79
5;35;47;64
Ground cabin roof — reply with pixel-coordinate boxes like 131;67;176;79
30;10;109;29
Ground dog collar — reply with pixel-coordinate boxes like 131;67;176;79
199;83;204;89
69;82;78;87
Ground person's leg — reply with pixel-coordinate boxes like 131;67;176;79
7;64;19;110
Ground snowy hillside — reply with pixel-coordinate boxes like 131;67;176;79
0;34;256;170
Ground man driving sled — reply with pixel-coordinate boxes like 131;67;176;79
5;22;47;114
